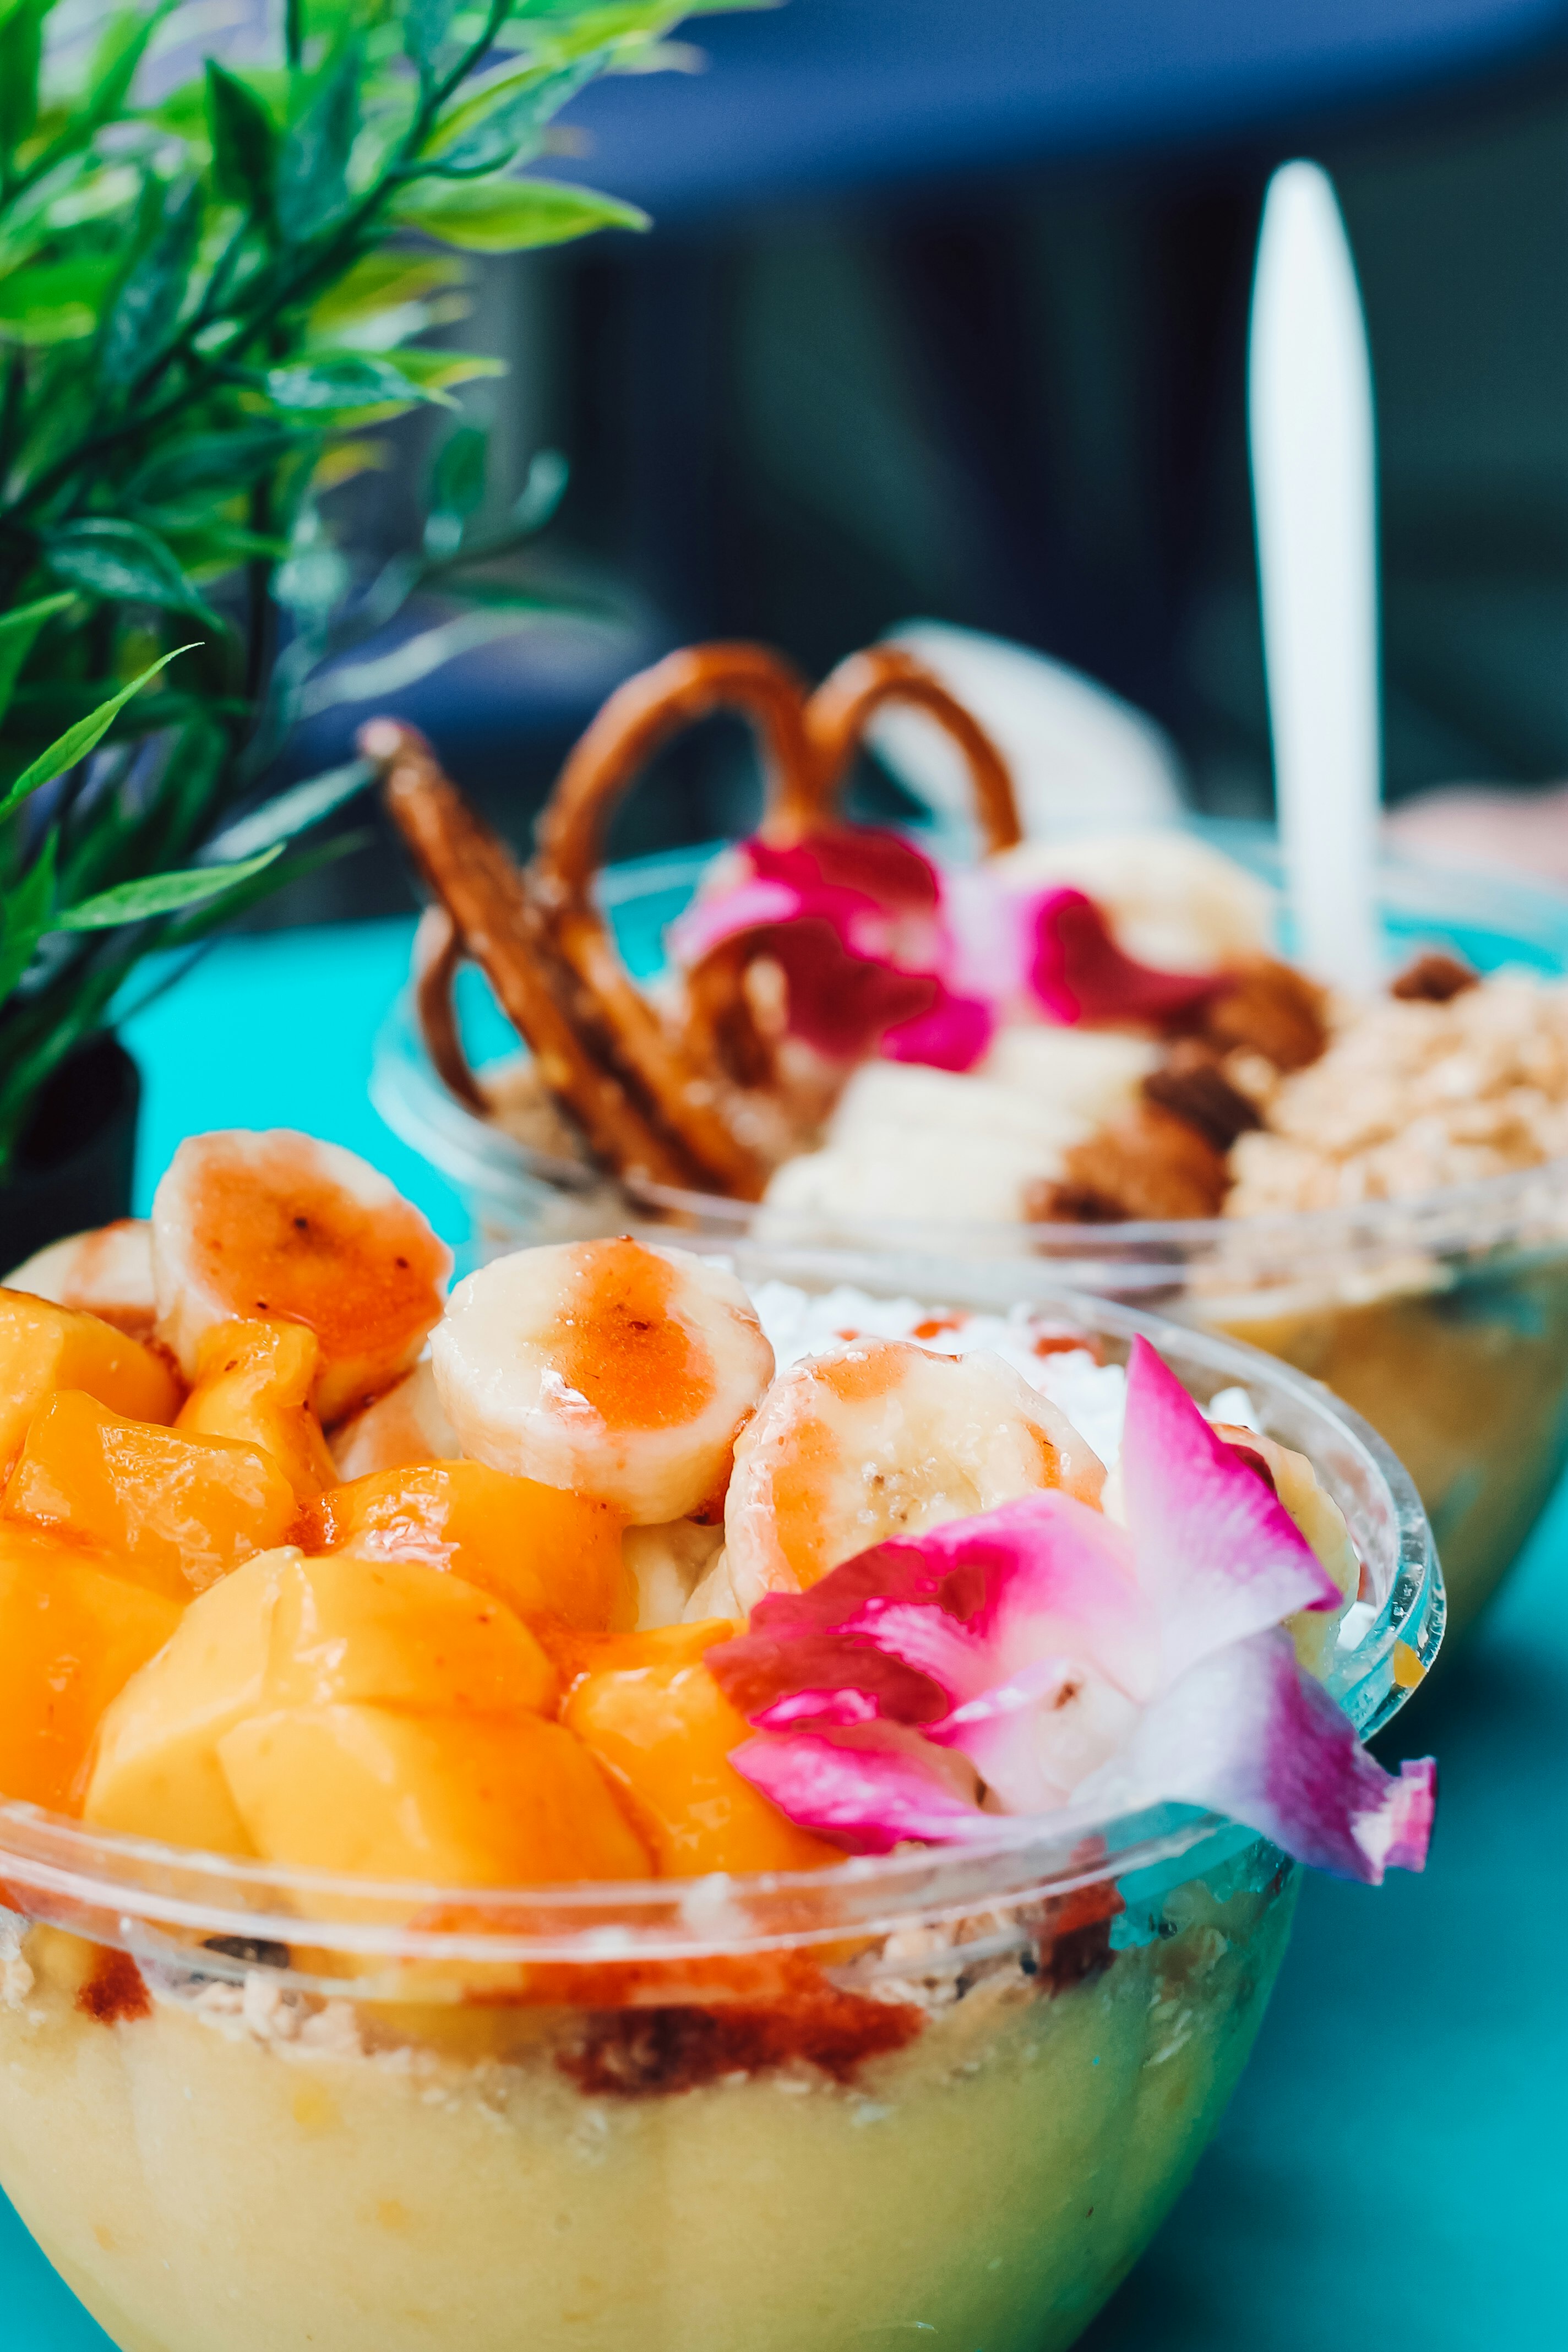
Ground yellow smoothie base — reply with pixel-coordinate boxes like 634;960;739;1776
0;1858;1295;2352
1216;1252;1568;1640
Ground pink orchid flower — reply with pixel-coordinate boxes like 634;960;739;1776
669;827;994;1070
707;1337;1435;1885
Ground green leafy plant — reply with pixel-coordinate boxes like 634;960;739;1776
0;0;760;1175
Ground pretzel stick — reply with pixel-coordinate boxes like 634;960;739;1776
368;721;719;1195
526;644;814;1200
412;905;487;1114
803;645;1022;853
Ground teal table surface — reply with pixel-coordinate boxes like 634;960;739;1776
4;916;1565;2349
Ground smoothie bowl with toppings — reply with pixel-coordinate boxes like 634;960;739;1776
366;643;1568;1637
0;1129;1438;2352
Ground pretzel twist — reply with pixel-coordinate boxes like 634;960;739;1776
803;645;1022;853
374;641;1021;1204
533;643;818;901
674;645;1022;1093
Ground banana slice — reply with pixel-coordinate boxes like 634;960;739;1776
432;1234;775;1525
151;1130;450;1425
330;1359;460;1480
6;1220;156;1340
725;1338;1105;1612
624;1517;726;1629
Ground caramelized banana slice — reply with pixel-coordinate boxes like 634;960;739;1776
6;1220;156;1340
725;1338;1106;1613
151;1130;450;1424
432;1235;775;1525
330;1360;460;1480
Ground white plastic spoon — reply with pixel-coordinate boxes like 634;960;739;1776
1249;160;1383;996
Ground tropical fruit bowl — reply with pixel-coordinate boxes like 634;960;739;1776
0;1172;1439;2352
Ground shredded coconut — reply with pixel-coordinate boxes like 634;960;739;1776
750;1280;1129;1466
1227;973;1568;1214
0;1912;34;2011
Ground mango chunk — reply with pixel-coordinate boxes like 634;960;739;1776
270;1552;558;1716
83;1547;560;1855
0;1289;181;1478
84;1550;291;1853
3;1390;298;1597
564;1624;840;1877
219;1706;652;1885
177;1319;336;1504
0;1527;183;1813
300;1461;631;1632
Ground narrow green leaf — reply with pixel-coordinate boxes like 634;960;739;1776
519;3;696;66
127;424;317;504
276;42;361;245
205;60;279;213
426;421;487;553
0;643;198;822
150;830;362;963
45;519;219;622
0;252;116;344
306;251;466;333
82;3;171;133
0;0;45;161
100;172;204;387
0;829;56;1003
264;351;453;412
385;346;503;391
390;175;648;253
203;756;372;861
0;591;73;731
426;57;595;177
55;845;282;930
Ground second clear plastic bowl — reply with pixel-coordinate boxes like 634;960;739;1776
375;838;1568;1642
0;1282;1440;2352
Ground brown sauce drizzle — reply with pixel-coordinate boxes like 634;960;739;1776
77;1948;150;2025
558;1972;922;2098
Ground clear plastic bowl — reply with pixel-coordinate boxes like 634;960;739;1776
374;835;1568;1641
0;1280;1440;2352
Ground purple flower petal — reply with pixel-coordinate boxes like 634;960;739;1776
731;1724;997;1854
1120;1337;1341;1679
1077;1629;1435;1884
1028;888;1224;1027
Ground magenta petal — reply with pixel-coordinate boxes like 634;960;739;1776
1120;1337;1341;1678
753;1684;902;1731
1029;888;1223;1027
709;1499;1145;1731
706;1555;956;1728
1079;1629;1436;1883
881;989;996;1072
749;825;941;914
731;1726;996;1854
